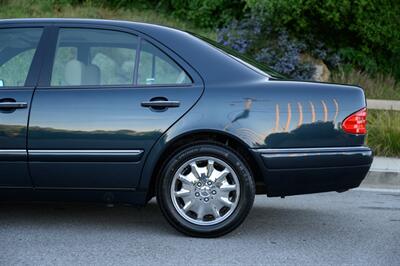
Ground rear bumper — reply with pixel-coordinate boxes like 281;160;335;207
251;146;373;197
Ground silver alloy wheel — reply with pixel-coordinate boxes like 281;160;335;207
170;156;240;226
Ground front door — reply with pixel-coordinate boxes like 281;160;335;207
0;27;43;187
28;26;203;189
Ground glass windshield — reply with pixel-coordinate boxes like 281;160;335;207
190;33;287;79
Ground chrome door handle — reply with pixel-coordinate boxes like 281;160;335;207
0;102;28;109
141;100;180;108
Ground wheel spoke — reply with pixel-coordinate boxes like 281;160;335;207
220;183;237;192
214;168;230;183
207;159;214;178
211;204;221;218
182;200;193;212
190;162;201;179
196;205;206;220
219;197;233;208
178;173;195;185
174;188;191;198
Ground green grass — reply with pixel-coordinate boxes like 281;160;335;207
367;110;400;157
330;68;400;100
0;0;215;39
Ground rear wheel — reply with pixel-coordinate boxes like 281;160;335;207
157;143;255;237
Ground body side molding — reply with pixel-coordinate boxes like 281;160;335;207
0;149;27;161
253;146;371;154
28;149;144;162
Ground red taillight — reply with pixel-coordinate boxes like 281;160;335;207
342;107;367;134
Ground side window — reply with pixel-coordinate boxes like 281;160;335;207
51;47;78;86
138;40;191;85
50;28;138;86
0;28;43;87
91;47;135;85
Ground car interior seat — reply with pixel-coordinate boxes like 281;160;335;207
64;59;101;86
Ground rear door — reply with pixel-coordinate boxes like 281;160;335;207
0;26;44;187
28;25;203;189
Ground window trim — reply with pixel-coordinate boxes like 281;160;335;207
36;83;194;91
41;25;196;89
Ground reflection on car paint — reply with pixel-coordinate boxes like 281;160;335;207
297;102;303;127
227;97;343;147
224;98;253;130
309;101;316;123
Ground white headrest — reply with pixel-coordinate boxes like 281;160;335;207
64;59;84;86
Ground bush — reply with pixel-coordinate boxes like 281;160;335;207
100;0;245;28
245;0;400;77
217;16;340;80
99;0;159;9
160;0;246;28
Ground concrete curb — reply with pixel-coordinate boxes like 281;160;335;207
369;156;400;172
367;99;400;111
362;171;400;188
361;156;400;188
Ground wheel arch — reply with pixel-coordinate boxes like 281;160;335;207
139;129;265;201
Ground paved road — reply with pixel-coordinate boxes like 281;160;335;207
1;189;399;266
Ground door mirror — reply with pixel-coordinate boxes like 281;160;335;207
0;80;4;87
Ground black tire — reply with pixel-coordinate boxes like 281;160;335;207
157;142;255;237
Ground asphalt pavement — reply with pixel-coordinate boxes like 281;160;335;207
1;188;399;266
